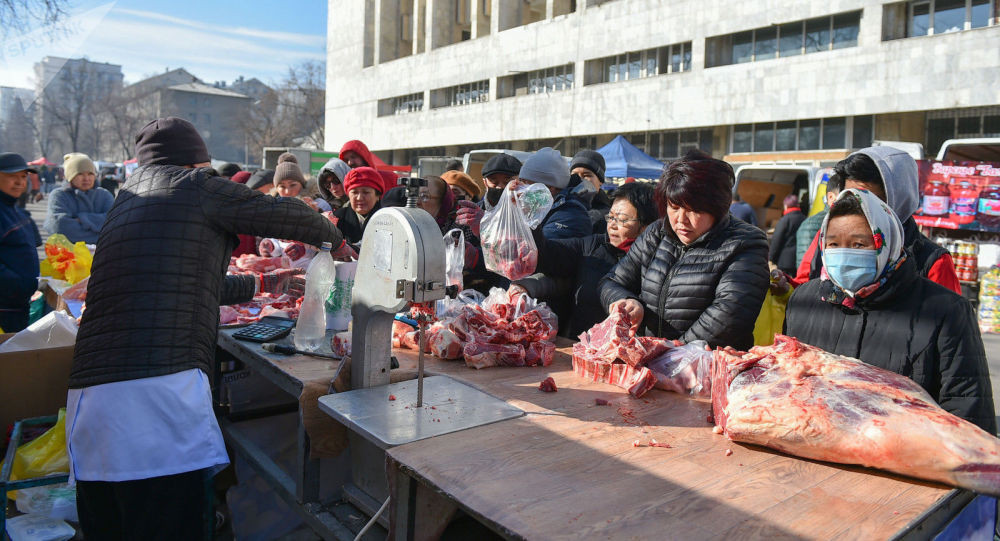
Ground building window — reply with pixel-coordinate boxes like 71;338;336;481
498;64;574;98
430;80;489;109
640;128;713;161
378;92;424;116
926;106;1000;155
706;11;861;68
887;0;994;39
728;116;872;153
584;42;690;85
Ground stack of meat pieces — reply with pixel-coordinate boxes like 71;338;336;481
713;335;1000;495
220;293;302;325
220;254;300;324
393;290;558;369
572;305;672;397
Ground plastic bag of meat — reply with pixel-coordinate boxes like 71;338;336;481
436;289;484;320
645;340;712;396
480;184;543;280
444;229;465;292
713;335;1000;496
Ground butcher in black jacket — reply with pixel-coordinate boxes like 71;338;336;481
768;194;806;274
512;182;658;338
600;150;770;350
785;188;995;433
68;118;355;538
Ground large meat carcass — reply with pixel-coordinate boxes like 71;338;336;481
712;335;1000;495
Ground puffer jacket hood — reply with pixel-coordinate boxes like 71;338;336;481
318;157;351;200
852;146;919;220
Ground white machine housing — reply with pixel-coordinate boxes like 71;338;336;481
350;207;447;389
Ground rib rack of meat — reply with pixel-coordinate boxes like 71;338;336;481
712;335;1000;495
570;305;672;397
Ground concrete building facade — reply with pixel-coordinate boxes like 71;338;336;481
125;69;255;163
325;0;1000;168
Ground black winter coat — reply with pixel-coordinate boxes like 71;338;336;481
333;201;381;245
769;209;806;274
600;214;770;350
785;257;996;433
516;232;625;338
70;165;342;388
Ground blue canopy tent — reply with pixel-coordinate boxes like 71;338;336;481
596;135;666;180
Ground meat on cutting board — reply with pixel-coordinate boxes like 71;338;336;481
712;335;1000;495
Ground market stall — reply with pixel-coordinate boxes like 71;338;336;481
214;327;980;540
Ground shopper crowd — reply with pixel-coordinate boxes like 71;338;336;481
0;117;993;538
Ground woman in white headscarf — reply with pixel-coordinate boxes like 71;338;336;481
784;189;995;432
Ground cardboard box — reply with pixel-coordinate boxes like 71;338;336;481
0;334;75;431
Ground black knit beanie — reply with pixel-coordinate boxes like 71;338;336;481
570;150;606;182
218;162;241;178
134;117;210;166
246;169;275;191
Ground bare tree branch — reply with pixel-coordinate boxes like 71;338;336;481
0;0;69;40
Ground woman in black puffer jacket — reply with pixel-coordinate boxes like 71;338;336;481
600;149;769;350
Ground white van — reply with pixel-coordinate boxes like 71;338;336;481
936;138;1000;162
733;165;834;228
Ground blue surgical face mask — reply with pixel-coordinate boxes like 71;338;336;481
824;248;878;293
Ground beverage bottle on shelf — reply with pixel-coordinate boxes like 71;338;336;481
294;242;335;352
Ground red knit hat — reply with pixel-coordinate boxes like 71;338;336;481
343;166;384;195
231;171;251;184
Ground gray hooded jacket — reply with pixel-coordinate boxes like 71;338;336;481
318;157;351;209
846;146;950;279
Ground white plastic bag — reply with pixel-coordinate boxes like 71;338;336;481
515;183;554;229
436;289;485;319
444;229;465;291
15;484;78;522
0;312;78;353
645;341;713;396
325;260;357;331
480;184;552;280
4;513;75;541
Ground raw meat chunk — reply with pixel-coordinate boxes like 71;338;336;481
463;342;526;369
429;327;464;360
539;377;557;392
713;335;1000;495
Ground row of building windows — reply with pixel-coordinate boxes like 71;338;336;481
377;92;424;117
497;64;575;99
926;107;1000;155
706;11;861;68
431;79;489;108
584;41;691;85
375;1;995;113
730;116;874;153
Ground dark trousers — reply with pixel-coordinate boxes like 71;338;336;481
76;468;211;541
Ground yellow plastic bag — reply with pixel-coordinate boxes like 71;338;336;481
39;234;92;284
1;409;70;501
753;286;793;346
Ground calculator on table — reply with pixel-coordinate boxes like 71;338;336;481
233;316;297;342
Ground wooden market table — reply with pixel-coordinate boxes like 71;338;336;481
384;341;969;541
218;328;971;540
